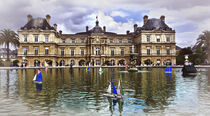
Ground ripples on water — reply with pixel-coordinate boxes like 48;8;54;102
0;68;210;115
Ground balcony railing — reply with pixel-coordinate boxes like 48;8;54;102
18;54;57;57
140;53;176;56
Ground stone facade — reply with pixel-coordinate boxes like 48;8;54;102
17;14;176;66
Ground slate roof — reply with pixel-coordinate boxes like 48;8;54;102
137;18;172;32
76;20;116;35
20;18;54;30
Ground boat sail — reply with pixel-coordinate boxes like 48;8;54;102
107;82;112;94
33;74;37;81
104;76;123;99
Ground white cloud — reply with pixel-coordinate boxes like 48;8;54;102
111;11;129;17
1;0;210;47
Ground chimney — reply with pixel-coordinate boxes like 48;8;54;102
86;26;89;32
126;30;130;35
59;30;62;34
143;15;148;25
27;14;32;22
134;24;138;32
54;24;57;30
160;15;165;22
46;14;51;24
103;26;106;32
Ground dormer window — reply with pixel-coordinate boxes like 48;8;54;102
156;35;160;42
119;39;122;43
34;35;38;42
45;35;49;42
24;35;27;42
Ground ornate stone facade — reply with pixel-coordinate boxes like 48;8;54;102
17;14;176;66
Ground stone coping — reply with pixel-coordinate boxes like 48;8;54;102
0;65;210;70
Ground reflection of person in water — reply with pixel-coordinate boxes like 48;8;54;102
36;83;42;91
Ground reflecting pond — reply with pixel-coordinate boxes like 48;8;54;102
0;68;210;115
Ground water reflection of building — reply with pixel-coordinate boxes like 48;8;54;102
17;14;176;66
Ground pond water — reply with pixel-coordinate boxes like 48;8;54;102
0;68;210;116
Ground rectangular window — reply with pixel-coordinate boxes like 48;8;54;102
110;39;113;43
147;47;150;55
45;48;49;55
61;48;64;56
24;48;27;55
81;49;84;56
96;60;100;66
71;49;74;56
119;39;122;43
130;47;132;53
128;39;131;43
157;47;160;55
34;35;38;42
81;39;84;43
24;35;27;42
147;35;150;42
166;35;170;42
72;39;75;43
45;35;49;42
156;35;160;42
111;48;114;56
166;47;170;55
34;47;38;55
62;39;65;43
121;48;124;56
96;48;100;55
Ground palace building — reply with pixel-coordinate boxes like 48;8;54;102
17;14;176;66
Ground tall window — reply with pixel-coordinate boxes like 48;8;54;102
96;60;100;66
24;35;27;42
157;47;160;55
96;48;100;55
147;35;150;42
166;35;170;42
130;47;132;53
81;48;84;56
81;39;84;43
45;35;49;42
111;48;114;56
61;48;64;56
147;47;150;55
156;35;160;42
71;49;74;56
34;47;38;55
45;47;49;55
128;39;131;43
119;39;122;43
121;48;124;56
110;39;113;43
34;35;38;42
24;48;27;55
166;47;170;55
72;39;75;43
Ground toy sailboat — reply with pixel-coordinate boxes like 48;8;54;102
164;66;172;73
103;76;123;99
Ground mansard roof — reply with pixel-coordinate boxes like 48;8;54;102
20;18;54;30
137;18;172;32
76;18;116;35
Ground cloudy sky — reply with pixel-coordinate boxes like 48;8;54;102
1;0;210;47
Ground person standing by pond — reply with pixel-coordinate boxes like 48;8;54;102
36;69;42;82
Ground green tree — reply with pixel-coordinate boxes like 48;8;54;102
194;30;210;62
0;29;19;61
